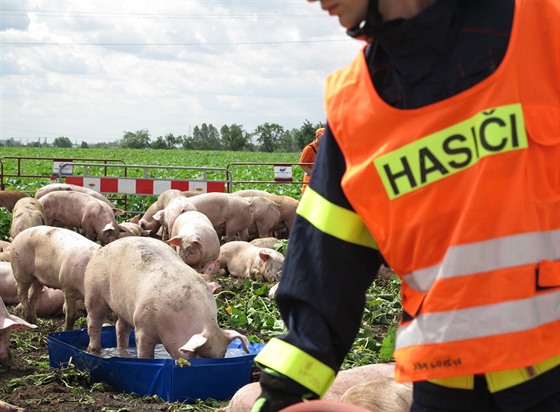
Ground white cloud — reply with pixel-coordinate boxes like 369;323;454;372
1;0;363;143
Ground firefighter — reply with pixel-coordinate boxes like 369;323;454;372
300;127;325;194
251;0;560;411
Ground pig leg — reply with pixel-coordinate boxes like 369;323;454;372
116;318;133;352
85;299;112;354
0;330;13;367
27;282;44;320
62;292;81;331
135;329;158;358
16;279;41;325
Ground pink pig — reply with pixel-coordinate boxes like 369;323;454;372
38;191;120;245
187;193;254;242
84;236;249;359
218;241;284;282
166;210;221;279
10;226;101;330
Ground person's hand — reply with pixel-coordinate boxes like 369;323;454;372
250;368;319;412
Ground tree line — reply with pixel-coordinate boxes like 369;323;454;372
0;120;324;153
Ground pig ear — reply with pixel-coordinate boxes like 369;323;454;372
179;333;208;355
113;208;125;216
103;223;116;233
153;210;164;222
1;299;37;330
166;236;183;247
223;330;249;353
130;214;141;224
259;250;271;262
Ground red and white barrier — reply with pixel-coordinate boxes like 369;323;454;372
64;176;225;195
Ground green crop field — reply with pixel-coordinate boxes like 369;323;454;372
0;147;401;411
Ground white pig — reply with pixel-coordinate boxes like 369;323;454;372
187;193;254;242
35;183;122;215
138;200;162;237
0;296;37;368
10;226;101;329
38;191;120;245
84;236;249;359
166;210;220;277
153;196;197;241
339;376;413;412
218;363;398;412
266;195;299;239
218;241;284;282
10;197;45;240
245;196;282;241
0;261;74;317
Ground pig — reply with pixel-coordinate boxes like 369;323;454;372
0;251;10;262
218;363;398;412
118;216;150;238
10;226;101;329
339;377;412;412
83;236;249;359
266;195;299;238
156;189;185;210
10;197;45;240
0;296;37;368
0;261;73;317
166;210;220;278
187;193;254;242
218;241;284;282
35;183;123;215
153;196;197;241
138;200;162;237
245;196;282;241
38;190;120;245
0;190;30;212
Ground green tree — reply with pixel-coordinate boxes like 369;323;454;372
192;123;221;150
295;120;319;150
53;136;73;148
253;123;285;152
220;124;249;151
151;136;167;149
164;133;180;149
121;129;151;149
81;141;89;148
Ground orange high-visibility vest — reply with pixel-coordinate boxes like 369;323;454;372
325;0;559;382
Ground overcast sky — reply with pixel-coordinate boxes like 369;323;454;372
0;0;364;144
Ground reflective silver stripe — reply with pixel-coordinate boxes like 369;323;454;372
396;291;560;349
402;230;560;292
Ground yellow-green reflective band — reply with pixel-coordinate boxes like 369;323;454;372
486;354;560;393
374;103;527;199
428;355;560;392
254;338;336;397
298;187;378;249
428;375;475;389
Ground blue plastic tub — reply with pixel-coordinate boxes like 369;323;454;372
47;326;264;402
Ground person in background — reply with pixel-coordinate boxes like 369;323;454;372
251;0;559;411
299;127;324;194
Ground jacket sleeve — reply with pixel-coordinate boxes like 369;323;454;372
254;124;385;396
